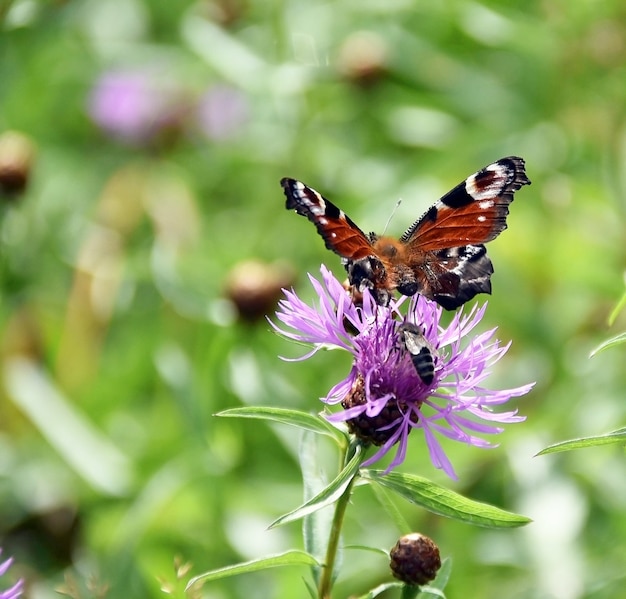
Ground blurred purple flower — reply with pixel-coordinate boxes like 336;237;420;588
272;265;533;479
197;84;249;140
88;70;186;145
0;549;23;598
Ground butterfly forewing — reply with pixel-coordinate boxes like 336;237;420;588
401;156;529;251
281;177;374;261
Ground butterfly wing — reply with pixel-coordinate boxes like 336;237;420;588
282;157;530;310
281;178;374;261
397;156;530;309
401;156;530;249
412;244;494;309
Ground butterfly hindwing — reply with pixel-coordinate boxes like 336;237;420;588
412;244;493;310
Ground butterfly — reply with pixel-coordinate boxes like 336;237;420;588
397;323;437;385
281;156;530;309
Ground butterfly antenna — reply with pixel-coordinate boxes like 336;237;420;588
381;199;402;236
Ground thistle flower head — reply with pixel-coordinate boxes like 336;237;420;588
88;70;186;146
272;266;534;479
390;533;441;586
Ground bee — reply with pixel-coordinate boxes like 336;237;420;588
397;323;437;385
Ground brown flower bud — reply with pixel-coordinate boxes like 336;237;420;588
390;533;441;586
337;31;388;86
201;0;248;28
0;130;36;198
341;375;418;446
224;260;294;323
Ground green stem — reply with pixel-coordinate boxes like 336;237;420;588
400;584;420;599
318;441;363;599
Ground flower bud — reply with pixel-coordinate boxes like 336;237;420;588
0;130;36;198
389;533;441;586
337;31;388;86
201;0;248;27
225;260;294;323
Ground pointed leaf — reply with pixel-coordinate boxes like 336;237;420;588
355;582;404;598
303;578;317;598
416;587;446;598
186;550;319;590
608;288;626;326
536;428;626;455
217;406;346;445
344;544;390;558
361;470;530;528
589;332;626;357
270;445;363;528
300;430;331;581
369;479;411;534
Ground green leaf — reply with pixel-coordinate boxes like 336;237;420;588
344;544;390;558
589;332;626;357
216;406;347;445
361;471;531;528
369;478;412;534
270;445;363;528
355;582;404;599
536;428;626;455
300;430;331;581
303;578;317;599
185;550;320;590
608;288;626;326
416;586;446;598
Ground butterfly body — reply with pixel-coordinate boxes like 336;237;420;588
282;156;530;309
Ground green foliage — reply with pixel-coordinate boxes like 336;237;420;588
186;549;319;590
589;332;626;357
537;428;626;455
270;443;362;528
361;471;531;529
218;406;348;446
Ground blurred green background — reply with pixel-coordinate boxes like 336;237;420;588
1;0;625;597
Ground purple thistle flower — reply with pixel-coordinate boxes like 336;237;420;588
0;549;23;599
271;265;534;479
87;70;187;146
